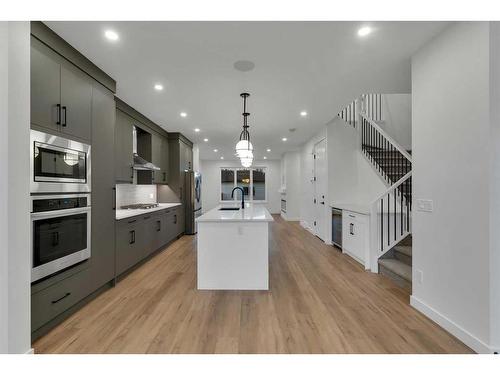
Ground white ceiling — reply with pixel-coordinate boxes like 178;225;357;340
45;21;448;160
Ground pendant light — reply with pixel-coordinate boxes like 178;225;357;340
235;93;253;165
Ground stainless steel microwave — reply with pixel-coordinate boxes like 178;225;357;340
30;130;91;193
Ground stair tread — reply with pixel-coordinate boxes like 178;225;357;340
378;258;412;281
394;245;412;257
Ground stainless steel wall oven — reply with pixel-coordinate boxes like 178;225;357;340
31;194;91;282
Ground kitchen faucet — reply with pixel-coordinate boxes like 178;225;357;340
231;187;245;209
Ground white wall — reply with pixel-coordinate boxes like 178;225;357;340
489;21;500;353
199;159;281;214
0;21;31;354
379;94;412;150
281;151;301;220
411;22;492;353
326;116;387;206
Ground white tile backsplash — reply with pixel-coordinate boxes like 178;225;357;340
116;184;157;208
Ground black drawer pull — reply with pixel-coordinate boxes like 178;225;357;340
143;216;151;220
157;220;161;231
128;219;137;224
51;292;71;304
348;214;355;218
129;230;136;244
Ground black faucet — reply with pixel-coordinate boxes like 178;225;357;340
231;187;245;209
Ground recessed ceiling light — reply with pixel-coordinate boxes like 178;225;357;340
263;156;267;160
267;148;271;152
194;128;200;132
213;149;218;152
154;84;163;91
180;112;187;118
104;30;119;41
357;26;372;37
220;156;224;160
203;138;209;142
300;111;308;117
282;138;287;142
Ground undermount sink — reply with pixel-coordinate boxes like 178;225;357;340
219;207;240;211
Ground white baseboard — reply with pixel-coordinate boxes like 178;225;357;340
410;295;491;353
25;348;34;354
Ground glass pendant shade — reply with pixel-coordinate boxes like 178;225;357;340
235;139;253;158
241;156;253;167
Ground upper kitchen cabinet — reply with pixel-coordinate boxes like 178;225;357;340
168;133;193;200
30;38;61;133
152;133;169;184
115;98;170;185
115;109;134;184
30;36;92;141
60;62;92;141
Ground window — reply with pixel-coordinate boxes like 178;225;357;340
220;167;267;202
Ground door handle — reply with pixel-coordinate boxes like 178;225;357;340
320;202;325;205
173;214;177;224
112;187;116;210
56;104;61;125
62;106;67;127
129;230;136;244
157;220;161;232
349;223;354;235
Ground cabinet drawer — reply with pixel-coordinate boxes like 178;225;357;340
116;219;144;275
31;268;91;331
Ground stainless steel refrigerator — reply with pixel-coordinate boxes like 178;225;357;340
184;171;202;234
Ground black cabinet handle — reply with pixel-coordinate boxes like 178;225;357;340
163;172;166;182
320;202;325;205
349;223;354;235
143;216;151;220
56;104;61;125
173;214;177;224
130;166;134;181
112;187;116;210
127;219;137;224
62;106;67;127
157;220;161;232
51;292;71;304
129;230;135;244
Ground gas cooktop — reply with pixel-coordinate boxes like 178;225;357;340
120;203;160;210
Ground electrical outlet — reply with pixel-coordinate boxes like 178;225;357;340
416;269;424;284
416;199;433;212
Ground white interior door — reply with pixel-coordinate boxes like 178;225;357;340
313;138;327;241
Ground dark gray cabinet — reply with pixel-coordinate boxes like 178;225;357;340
89;82;116;290
168;133;193;201
153;135;169;184
115;206;183;277
115;109;134;183
30;37;61;132
30;36;92;141
116;218;144;276
60;63;92;141
31;268;92;332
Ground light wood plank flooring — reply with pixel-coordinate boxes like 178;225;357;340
33;215;473;353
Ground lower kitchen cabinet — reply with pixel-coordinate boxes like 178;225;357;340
342;210;369;268
115;206;183;277
116;218;145;276
31;268;92;332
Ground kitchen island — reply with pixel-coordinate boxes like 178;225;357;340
196;203;274;290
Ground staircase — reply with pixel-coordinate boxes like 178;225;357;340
339;94;413;287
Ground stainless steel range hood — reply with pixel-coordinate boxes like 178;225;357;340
133;126;161;171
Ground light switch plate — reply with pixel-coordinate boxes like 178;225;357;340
416;269;424;284
416;199;433;212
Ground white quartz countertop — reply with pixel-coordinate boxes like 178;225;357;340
196;203;274;223
330;202;371;215
116;203;182;221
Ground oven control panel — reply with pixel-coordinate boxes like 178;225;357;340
32;196;88;213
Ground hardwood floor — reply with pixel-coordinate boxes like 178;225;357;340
33;215;473;354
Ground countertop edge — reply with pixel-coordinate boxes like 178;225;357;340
115;203;182;221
